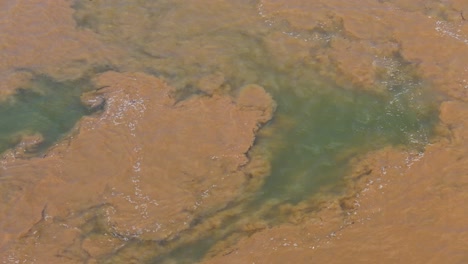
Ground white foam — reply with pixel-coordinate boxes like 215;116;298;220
435;20;468;45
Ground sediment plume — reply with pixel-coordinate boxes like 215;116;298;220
0;71;275;263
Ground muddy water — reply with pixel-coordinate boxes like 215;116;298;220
0;0;466;263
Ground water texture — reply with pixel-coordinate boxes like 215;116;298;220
72;0;438;202
0;75;94;154
68;1;439;262
0;0;460;263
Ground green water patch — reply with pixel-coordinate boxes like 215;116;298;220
0;74;95;155
69;1;440;262
96;76;439;264
150;85;438;264
253;80;438;204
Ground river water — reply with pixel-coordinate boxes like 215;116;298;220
0;0;466;263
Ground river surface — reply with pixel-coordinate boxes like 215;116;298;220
0;1;466;263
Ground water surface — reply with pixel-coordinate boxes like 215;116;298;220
0;1;443;263
0;75;94;154
69;1;440;262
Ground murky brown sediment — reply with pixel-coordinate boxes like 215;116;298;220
258;0;468;99
204;0;468;263
0;0;467;263
0;0;119;99
0;71;274;263
204;101;468;263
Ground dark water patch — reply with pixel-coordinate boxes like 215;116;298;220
0;74;96;155
93;74;439;264
253;81;438;204
140;81;437;264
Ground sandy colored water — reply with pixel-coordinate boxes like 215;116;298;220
0;0;118;100
205;0;468;263
0;0;467;263
0;71;274;262
205;102;468;263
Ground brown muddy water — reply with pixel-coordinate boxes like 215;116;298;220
0;0;467;263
